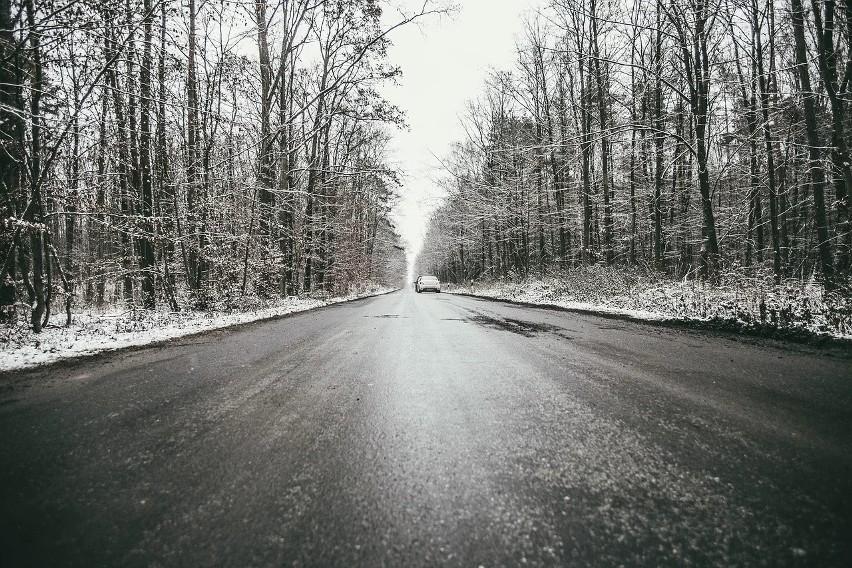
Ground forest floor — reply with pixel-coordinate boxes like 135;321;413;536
0;284;395;373
446;266;852;344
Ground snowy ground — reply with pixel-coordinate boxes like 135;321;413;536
0;286;395;373
445;266;852;341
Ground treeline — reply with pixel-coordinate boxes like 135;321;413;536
418;0;851;292
1;0;429;332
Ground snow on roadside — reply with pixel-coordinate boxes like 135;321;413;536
446;280;675;322
445;269;852;341
0;287;395;373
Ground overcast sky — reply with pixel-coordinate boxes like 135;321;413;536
382;0;546;260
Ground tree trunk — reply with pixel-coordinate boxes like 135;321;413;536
812;0;851;276
25;0;46;332
139;0;156;307
186;0;202;296
255;0;275;293
0;0;23;321
653;5;664;268
791;0;835;287
752;0;781;282
591;0;613;264
579;55;593;264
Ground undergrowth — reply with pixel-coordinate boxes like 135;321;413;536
454;265;852;339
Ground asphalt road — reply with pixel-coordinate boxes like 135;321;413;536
1;290;851;567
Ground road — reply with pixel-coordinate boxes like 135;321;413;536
1;290;851;567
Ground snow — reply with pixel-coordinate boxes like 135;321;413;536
445;267;852;341
0;286;395;373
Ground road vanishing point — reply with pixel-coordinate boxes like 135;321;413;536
2;290;851;566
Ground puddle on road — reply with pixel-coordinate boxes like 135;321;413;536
467;314;564;338
377;312;567;338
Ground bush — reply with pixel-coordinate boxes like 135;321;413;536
453;267;852;339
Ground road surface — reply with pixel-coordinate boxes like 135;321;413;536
1;290;851;566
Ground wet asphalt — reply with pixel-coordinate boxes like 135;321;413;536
1;290;851;567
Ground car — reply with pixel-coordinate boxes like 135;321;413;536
415;275;441;293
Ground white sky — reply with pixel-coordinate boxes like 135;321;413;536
382;0;546;258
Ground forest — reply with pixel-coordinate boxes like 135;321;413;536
417;0;852;310
0;0;429;334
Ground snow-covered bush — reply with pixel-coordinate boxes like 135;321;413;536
450;267;852;340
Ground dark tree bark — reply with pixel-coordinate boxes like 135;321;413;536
157;0;179;311
25;0;47;332
0;0;23;321
579;55;594;263
811;0;852;275
791;0;835;287
104;19;134;304
254;0;275;294
590;0;613;264
139;0;156;307
667;0;720;277
185;0;202;296
653;4;665;269
730;21;768;270
752;0;781;282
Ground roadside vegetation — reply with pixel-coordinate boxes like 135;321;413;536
0;282;393;372
1;0;439;336
447;266;852;340
417;0;852;338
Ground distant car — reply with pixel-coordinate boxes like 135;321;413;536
415;275;441;293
